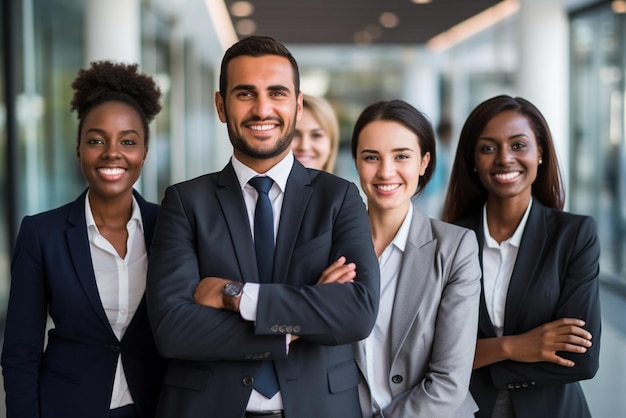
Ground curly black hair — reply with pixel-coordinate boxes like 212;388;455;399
70;60;162;145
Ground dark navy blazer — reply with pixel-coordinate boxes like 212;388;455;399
1;190;168;418
147;160;380;418
455;200;601;418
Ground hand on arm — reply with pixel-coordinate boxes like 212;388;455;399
474;318;592;369
193;255;356;311
316;256;356;284
194;277;231;310
288;257;355;344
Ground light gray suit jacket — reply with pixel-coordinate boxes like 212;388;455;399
355;206;481;418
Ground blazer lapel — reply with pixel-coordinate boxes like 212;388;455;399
464;211;496;338
389;208;436;363
216;163;260;283
66;191;113;332
134;190;157;256
273;161;312;284
504;201;547;334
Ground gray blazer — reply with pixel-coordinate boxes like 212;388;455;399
355;206;481;418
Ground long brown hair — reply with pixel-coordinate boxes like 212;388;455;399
442;95;564;222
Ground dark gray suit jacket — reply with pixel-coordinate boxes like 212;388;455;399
455;200;601;418
146;160;380;418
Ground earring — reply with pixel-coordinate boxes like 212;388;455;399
473;167;477;172
538;158;543;165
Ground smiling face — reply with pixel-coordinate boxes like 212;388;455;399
474;110;542;203
215;54;302;173
292;107;333;170
356;120;430;214
76;101;147;201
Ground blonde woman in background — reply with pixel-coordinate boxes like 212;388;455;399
292;94;340;172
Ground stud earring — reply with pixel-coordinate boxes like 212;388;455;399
473;167;477;172
538;158;543;165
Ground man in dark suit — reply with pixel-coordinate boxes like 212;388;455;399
146;36;380;418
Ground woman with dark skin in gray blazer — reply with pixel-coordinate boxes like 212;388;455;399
443;95;601;418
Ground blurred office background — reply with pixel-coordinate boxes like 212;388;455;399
1;0;625;416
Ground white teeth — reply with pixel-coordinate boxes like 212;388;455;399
250;124;276;131
377;184;400;192
99;168;125;175
494;172;520;180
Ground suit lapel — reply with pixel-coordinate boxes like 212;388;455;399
504;201;547;334
464;211;496;338
389;208;436;363
66;191;113;332
216;163;260;283
273;162;312;284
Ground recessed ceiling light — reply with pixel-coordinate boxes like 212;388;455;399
412;0;432;4
236;18;257;35
612;0;626;13
365;24;382;39
379;12;399;28
231;1;254;18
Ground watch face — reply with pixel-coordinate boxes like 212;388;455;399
224;282;243;297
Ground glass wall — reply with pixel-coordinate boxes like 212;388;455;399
570;3;626;286
1;0;7;311
0;0;220;323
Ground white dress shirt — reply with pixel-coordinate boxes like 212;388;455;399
85;193;146;409
481;198;532;337
359;203;413;413
230;151;295;411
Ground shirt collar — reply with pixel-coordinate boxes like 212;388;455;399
85;191;144;234
391;203;413;253
483;196;533;248
231;151;294;193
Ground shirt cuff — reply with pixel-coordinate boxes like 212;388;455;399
240;283;259;321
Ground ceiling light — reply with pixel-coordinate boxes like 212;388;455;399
612;1;626;14
365;24;382;39
379;12;399;28
236;19;257;35
354;30;374;46
411;0;432;4
426;0;520;52
231;1;254;17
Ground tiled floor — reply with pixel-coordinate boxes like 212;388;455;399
0;282;623;417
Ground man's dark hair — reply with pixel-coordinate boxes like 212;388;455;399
219;36;300;98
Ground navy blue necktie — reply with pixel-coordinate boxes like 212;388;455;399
248;176;280;399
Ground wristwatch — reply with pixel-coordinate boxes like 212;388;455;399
222;281;243;312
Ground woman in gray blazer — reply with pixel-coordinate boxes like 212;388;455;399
348;100;482;417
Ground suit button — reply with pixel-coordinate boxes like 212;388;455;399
391;375;403;384
271;325;279;332
522;382;529;388
507;384;515;389
530;381;536;386
263;352;272;359
285;325;293;333
110;345;120;352
243;376;254;386
293;325;301;333
278;325;286;333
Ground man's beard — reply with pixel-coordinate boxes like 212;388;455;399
226;109;298;160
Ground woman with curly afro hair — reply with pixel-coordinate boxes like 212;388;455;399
2;60;169;418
